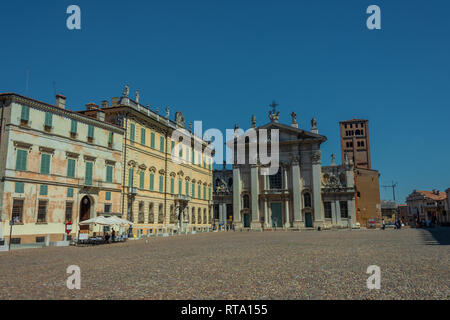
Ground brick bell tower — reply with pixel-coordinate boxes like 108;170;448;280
339;119;371;169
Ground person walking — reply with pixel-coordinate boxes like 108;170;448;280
381;219;386;230
111;229;116;242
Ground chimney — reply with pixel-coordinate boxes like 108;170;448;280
85;103;98;111
101;100;109;109
56;94;66;109
111;97;119;106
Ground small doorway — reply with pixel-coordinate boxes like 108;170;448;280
271;203;283;228
79;196;92;231
243;213;251;228
305;212;313;228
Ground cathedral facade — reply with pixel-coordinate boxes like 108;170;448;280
219;108;356;230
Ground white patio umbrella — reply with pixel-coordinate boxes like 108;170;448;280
105;216;134;226
79;216;113;226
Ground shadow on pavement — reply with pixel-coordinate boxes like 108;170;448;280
419;227;450;245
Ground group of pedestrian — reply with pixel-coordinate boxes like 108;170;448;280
103;229;116;243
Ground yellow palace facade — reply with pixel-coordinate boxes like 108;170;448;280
80;87;213;237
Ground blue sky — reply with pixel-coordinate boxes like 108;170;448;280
1;0;449;202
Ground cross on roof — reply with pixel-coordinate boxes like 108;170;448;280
269;101;279;113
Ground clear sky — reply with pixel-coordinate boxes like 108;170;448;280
1;0;449;203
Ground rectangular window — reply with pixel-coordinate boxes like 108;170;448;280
21;105;30;122
128;168;134;187
170;178;174;194
140;171;145;189
105;191;111;201
65;202;73;222
178;180;182;195
340;201;348;218
203;186;206;200
85;161;93;186
192;182;195;198
67;187;74;198
141;128;146;145
160;136;165;152
324;202;332;219
67;158;76;178
15;149;28;171
198;185;201;199
106;165;113;183
108;131;113;147
15;182;24;193
40;153;51;175
130;123;135;141
12;199;24;223
159;175;164;192
179;145;183;158
150;132;155;149
40;185;48;196
37;200;48;223
104;204;112;213
44;112;53;128
87;125;94;140
149;173;154;191
171;141;175;152
208;187;211;200
70;120;78;135
185;181;189;196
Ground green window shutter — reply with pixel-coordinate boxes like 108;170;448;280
198;185;201;199
67;188;74;198
150;173;154;191
192;182;195;198
105;191;111;201
44;112;53;127
171;141;175;152
15;182;24;193
21;106;29;121
170;178;174;194
106;165;113;183
67;158;76;178
70;120;77;134
160;136;165;152
151;132;155;149
40;153;50;175
178;180;182;195
16;149;28;171
159;175;164;192
88;125;94;139
209;187;211;200
140;171;145;189
40;185;48;196
85;162;93;186
141;128;146;145
128;168;134;187
179;145;183;157
130;124;135;141
185;181;189;196
108;131;113;145
198;154;201;166
203;186;206;200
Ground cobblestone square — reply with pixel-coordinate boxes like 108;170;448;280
0;228;448;300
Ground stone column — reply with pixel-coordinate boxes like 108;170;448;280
222;203;227;226
349;199;356;228
250;165;260;229
263;198;269;228
336;200;342;226
331;200;337;226
311;149;323;226
233;166;242;227
284;197;290;228
219;203;224;229
292;157;302;228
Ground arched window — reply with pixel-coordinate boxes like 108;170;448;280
304;192;312;208
148;203;154;224
198;208;202;224
243;194;250;209
192;207;196;224
203;208;207;224
158;204;164;224
169;205;175;223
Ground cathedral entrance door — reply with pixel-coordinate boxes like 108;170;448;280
305;212;313;228
243;213;250;228
270;203;283;228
